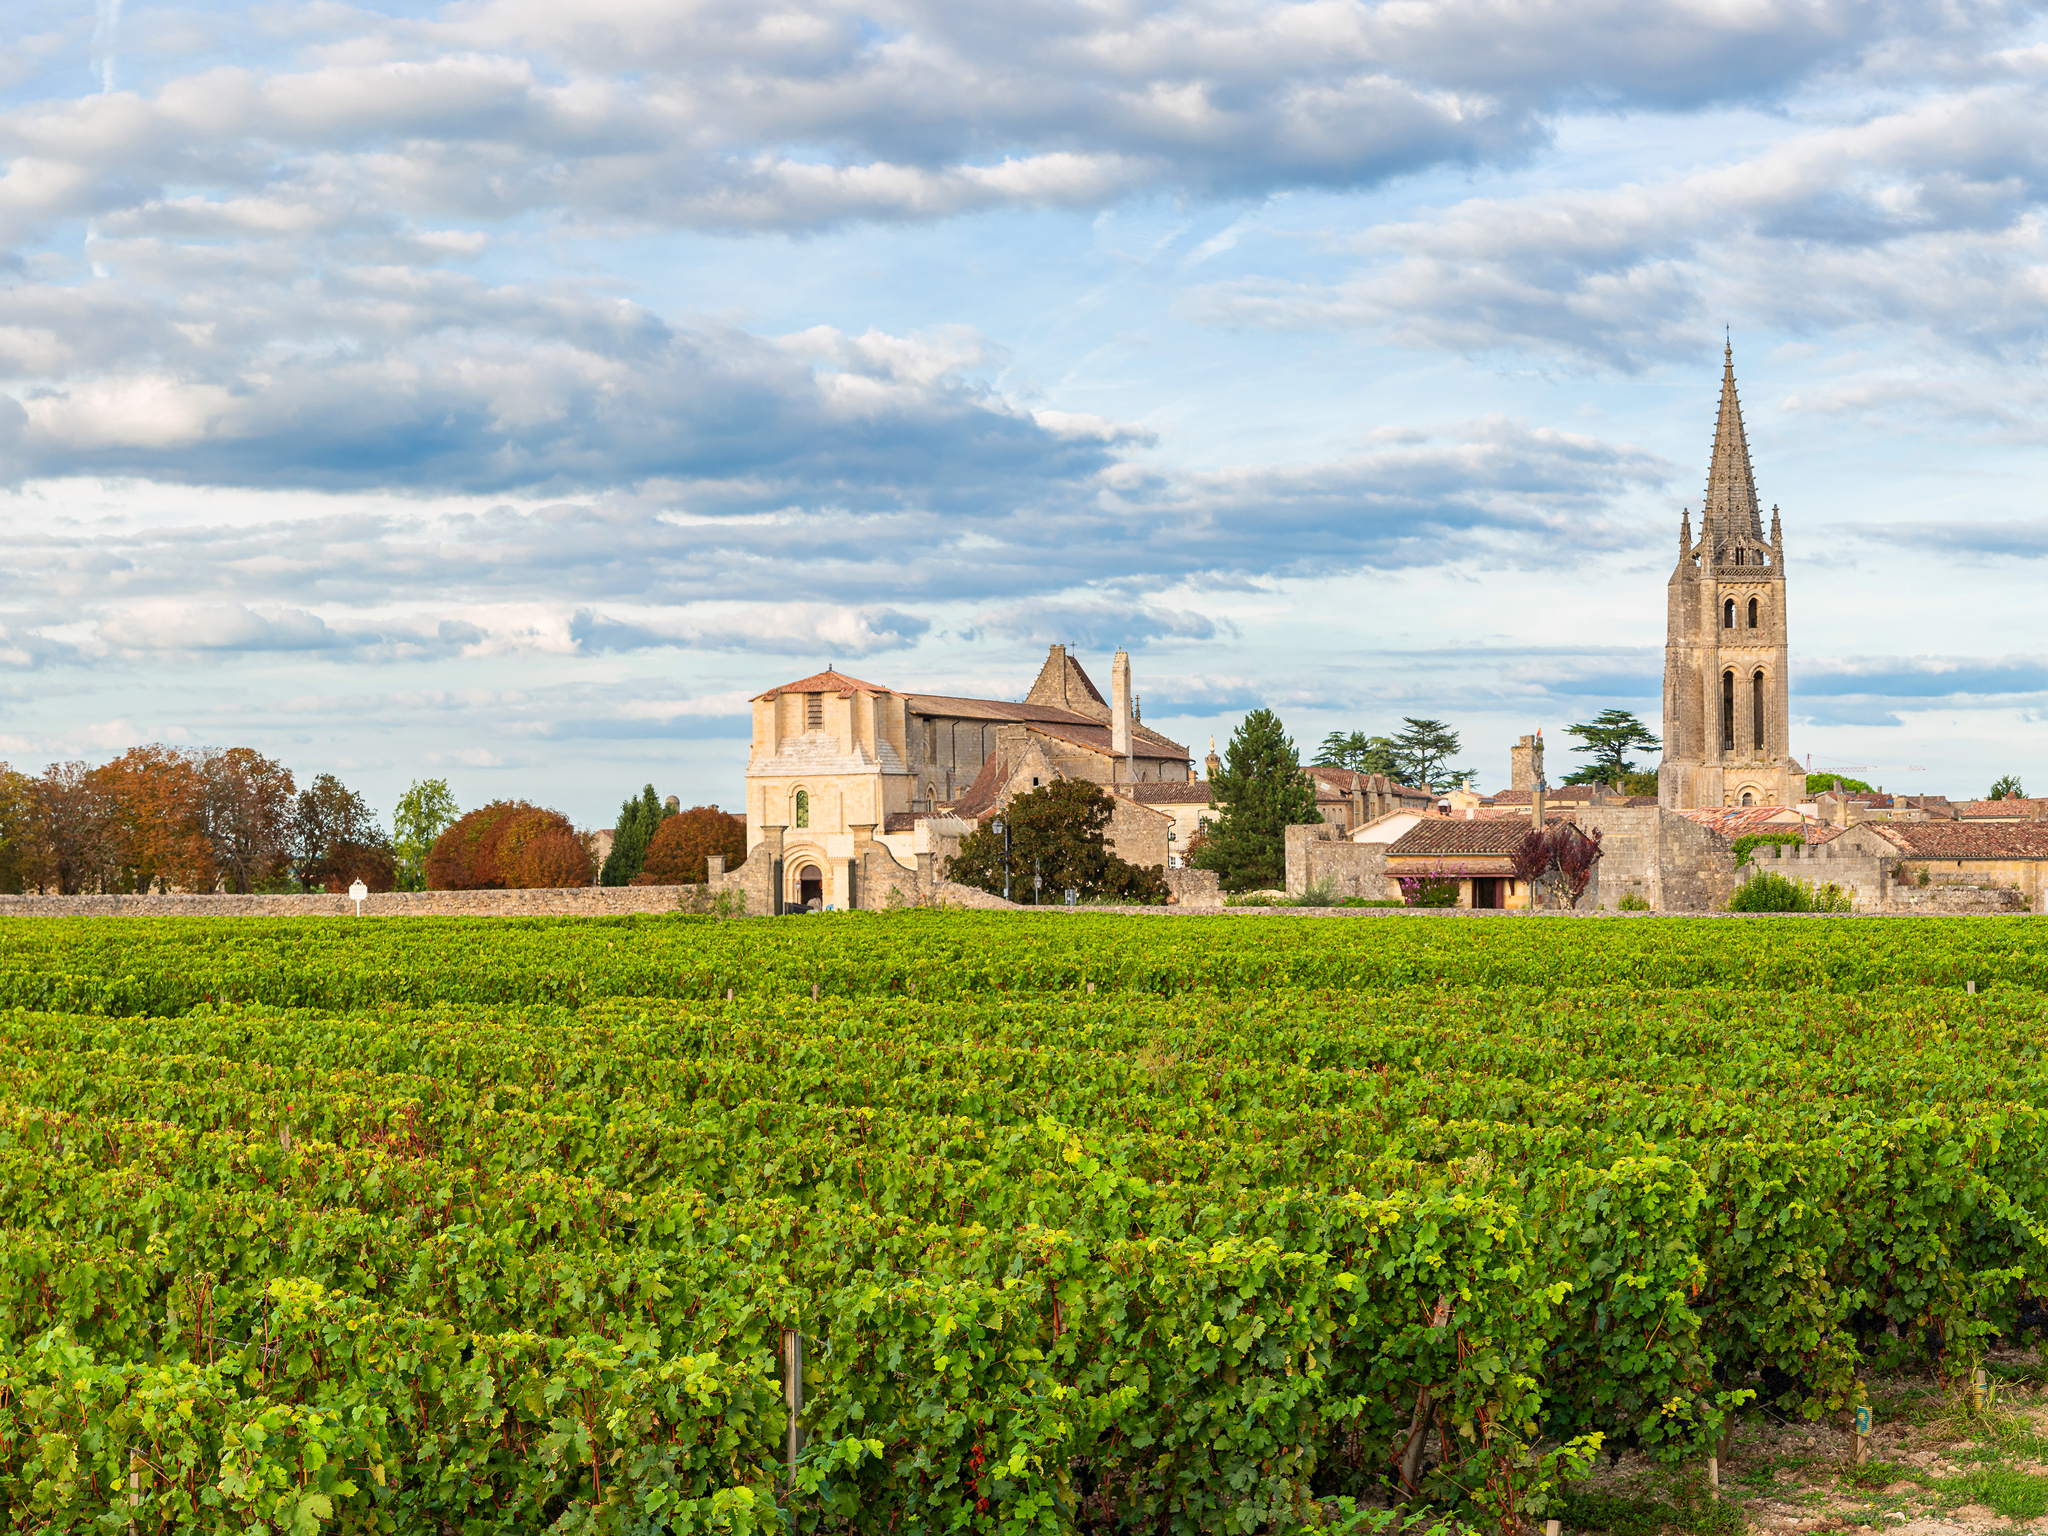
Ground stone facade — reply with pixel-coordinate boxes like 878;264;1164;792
1285;824;1395;900
743;647;1191;911
1660;345;1803;811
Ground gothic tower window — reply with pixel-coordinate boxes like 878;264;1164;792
1723;598;1735;629
1734;548;1745;566
794;789;810;828
1748;597;1759;629
1722;670;1735;750
1752;672;1765;751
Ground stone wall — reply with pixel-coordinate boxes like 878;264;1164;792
1581;806;1739;912
0;886;702;919
1740;838;1893;911
1284;824;1394;900
1164;868;1222;906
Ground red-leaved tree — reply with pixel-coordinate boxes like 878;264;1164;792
634;805;746;885
1509;821;1603;910
427;801;588;889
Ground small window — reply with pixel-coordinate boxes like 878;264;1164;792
1723;599;1735;629
1753;671;1766;750
1734;548;1745;566
805;693;823;729
1748;597;1759;629
1721;670;1735;750
794;790;810;829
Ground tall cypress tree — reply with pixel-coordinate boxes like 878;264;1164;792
1194;710;1321;892
600;785;668;886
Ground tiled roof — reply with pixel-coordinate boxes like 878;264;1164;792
753;668;895;702
1389;819;1546;857
950;753;1011;819
1025;720;1189;761
1674;807;1813;836
1866;822;2048;860
906;695;1101;726
882;812;929;834
1129;782;1215;805
1959;797;2048;820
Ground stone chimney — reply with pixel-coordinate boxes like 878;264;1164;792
1531;776;1546;828
1511;732;1545;791
1110;649;1134;772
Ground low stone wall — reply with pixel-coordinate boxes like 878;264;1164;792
1164;868;1222;906
0;886;699;919
1283;825;1393;900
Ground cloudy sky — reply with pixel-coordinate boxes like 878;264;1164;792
2;0;2044;824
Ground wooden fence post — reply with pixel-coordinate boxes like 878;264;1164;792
783;1328;805;1486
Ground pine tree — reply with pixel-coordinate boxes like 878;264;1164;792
1194;710;1320;892
599;785;669;886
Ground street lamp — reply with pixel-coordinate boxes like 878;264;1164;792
991;815;1011;902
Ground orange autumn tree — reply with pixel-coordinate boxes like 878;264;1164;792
427;801;590;889
636;805;746;885
101;745;216;894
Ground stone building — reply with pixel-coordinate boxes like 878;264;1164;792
1660;345;1803;810
738;645;1191;910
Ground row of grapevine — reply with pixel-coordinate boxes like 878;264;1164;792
0;913;2041;1533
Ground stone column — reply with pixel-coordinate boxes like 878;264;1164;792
916;852;935;898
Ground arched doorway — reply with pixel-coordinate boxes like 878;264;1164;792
796;863;823;910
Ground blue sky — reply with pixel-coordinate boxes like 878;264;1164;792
2;0;2045;825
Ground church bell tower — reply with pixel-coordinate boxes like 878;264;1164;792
1658;344;1801;810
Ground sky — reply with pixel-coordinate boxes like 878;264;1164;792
1;0;2045;827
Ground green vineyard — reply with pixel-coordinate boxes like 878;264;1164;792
1;912;2044;1534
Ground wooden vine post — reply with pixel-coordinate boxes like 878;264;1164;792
782;1327;805;1487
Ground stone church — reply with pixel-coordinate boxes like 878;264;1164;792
1659;344;1804;810
736;645;1191;910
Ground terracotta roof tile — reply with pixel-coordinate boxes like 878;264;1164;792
951;753;1010;820
1025;720;1189;760
905;695;1101;726
1867;822;2048;859
1389;820;1544;857
1129;782;1215;805
752;668;894;702
1959;797;2048;820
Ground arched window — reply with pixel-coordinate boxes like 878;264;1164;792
1734;548;1745;566
794;789;810;829
1723;598;1735;629
1748;597;1759;629
1752;672;1766;750
1721;670;1735;750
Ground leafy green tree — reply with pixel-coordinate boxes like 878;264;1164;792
1314;731;1402;778
1989;774;2026;800
1195;710;1321;892
392;778;459;893
1563;710;1661;785
292;773;395;893
601;785;671;887
1390;718;1465;792
1802;773;1876;797
946;778;1167;904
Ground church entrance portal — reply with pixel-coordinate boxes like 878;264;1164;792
797;864;823;910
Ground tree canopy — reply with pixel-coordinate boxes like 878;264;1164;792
427;801;590;890
1313;731;1402;779
290;773;395;893
1194;710;1320;892
1989;774;2026;800
601;785;672;886
946;778;1168;905
1563;710;1661;784
392;779;459;892
1390;718;1465;792
638;806;747;885
1802;773;1877;797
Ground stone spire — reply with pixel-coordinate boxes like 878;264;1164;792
1702;340;1764;552
1678;505;1692;566
1770;502;1782;554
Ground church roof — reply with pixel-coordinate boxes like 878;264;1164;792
1023;719;1190;761
904;694;1101;726
1959;796;2048;820
752;668;894;702
950;753;1011;819
1702;342;1765;552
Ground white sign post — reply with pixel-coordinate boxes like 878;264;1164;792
348;879;368;916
